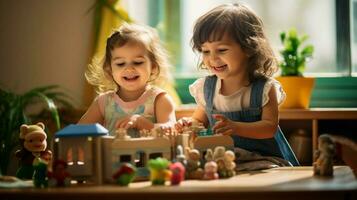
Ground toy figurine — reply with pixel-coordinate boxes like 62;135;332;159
213;146;226;178
116;128;131;140
203;161;219;180
223;150;236;177
313;134;335;177
32;158;48;188
112;163;137;186
169;162;185;185
185;148;204;179
176;145;186;164
15;122;52;179
48;159;71;187
148;157;171;185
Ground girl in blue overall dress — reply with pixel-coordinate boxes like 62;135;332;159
176;3;299;166
204;75;299;166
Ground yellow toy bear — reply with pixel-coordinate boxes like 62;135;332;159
15;122;52;179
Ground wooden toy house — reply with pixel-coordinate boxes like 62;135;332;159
102;136;172;182
54;123;108;184
54;124;234;184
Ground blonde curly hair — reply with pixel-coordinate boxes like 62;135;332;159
86;23;173;94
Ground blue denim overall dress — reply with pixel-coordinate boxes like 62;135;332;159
204;75;299;166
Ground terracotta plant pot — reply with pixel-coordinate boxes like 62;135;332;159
276;77;315;109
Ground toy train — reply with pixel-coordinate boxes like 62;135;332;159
53;123;234;184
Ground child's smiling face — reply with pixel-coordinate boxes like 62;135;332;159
110;40;154;97
201;33;248;80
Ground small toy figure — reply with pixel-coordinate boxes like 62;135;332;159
116;128;131;140
223;150;236;177
15;122;52;179
48;159;71;187
313;134;335;177
213;146;225;178
148;157;171;185
169;162;185;185
176;145;186;164
112;163;137;186
185;148;204;179
203;161;219;180
32;158;48;188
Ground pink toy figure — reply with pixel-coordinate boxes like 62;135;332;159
15;122;52;179
48;159;71;187
112;163;137;186
313;134;335;177
169;162;185;185
203;161;219;180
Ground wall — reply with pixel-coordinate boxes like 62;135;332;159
0;0;95;108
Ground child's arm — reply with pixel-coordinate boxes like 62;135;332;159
175;105;209;132
213;86;279;139
78;99;104;125
154;93;176;126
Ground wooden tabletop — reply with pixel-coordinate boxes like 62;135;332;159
1;166;356;200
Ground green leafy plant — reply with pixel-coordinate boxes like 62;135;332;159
0;85;72;175
279;28;314;76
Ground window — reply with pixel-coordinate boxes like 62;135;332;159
352;0;357;75
149;152;163;159
127;0;355;77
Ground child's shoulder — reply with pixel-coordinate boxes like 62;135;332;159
190;75;216;89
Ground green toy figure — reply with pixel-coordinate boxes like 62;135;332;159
112;163;137;186
15;123;52;179
148;158;171;185
33;158;48;188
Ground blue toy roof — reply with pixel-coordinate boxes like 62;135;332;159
55;123;108;138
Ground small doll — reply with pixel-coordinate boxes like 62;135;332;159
203;161;219;180
148;157;172;185
176;145;187;165
313;134;335;176
48;159;71;187
15;122;52;179
213;146;226;178
169;162;185;185
223;150;236;178
112;163;137;186
185;148;204;179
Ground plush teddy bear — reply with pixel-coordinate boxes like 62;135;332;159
15;122;52;179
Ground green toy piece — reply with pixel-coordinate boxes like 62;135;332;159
112;163;137;186
32;158;48;188
148;158;171;185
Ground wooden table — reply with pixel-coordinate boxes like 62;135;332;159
1;166;356;200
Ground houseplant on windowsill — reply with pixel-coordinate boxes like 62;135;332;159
276;28;315;109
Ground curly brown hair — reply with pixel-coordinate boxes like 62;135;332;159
86;23;173;93
191;3;277;82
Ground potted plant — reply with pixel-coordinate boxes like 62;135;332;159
276;28;315;109
0;85;72;175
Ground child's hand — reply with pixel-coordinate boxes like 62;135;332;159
174;117;193;133
212;114;236;136
116;114;154;130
